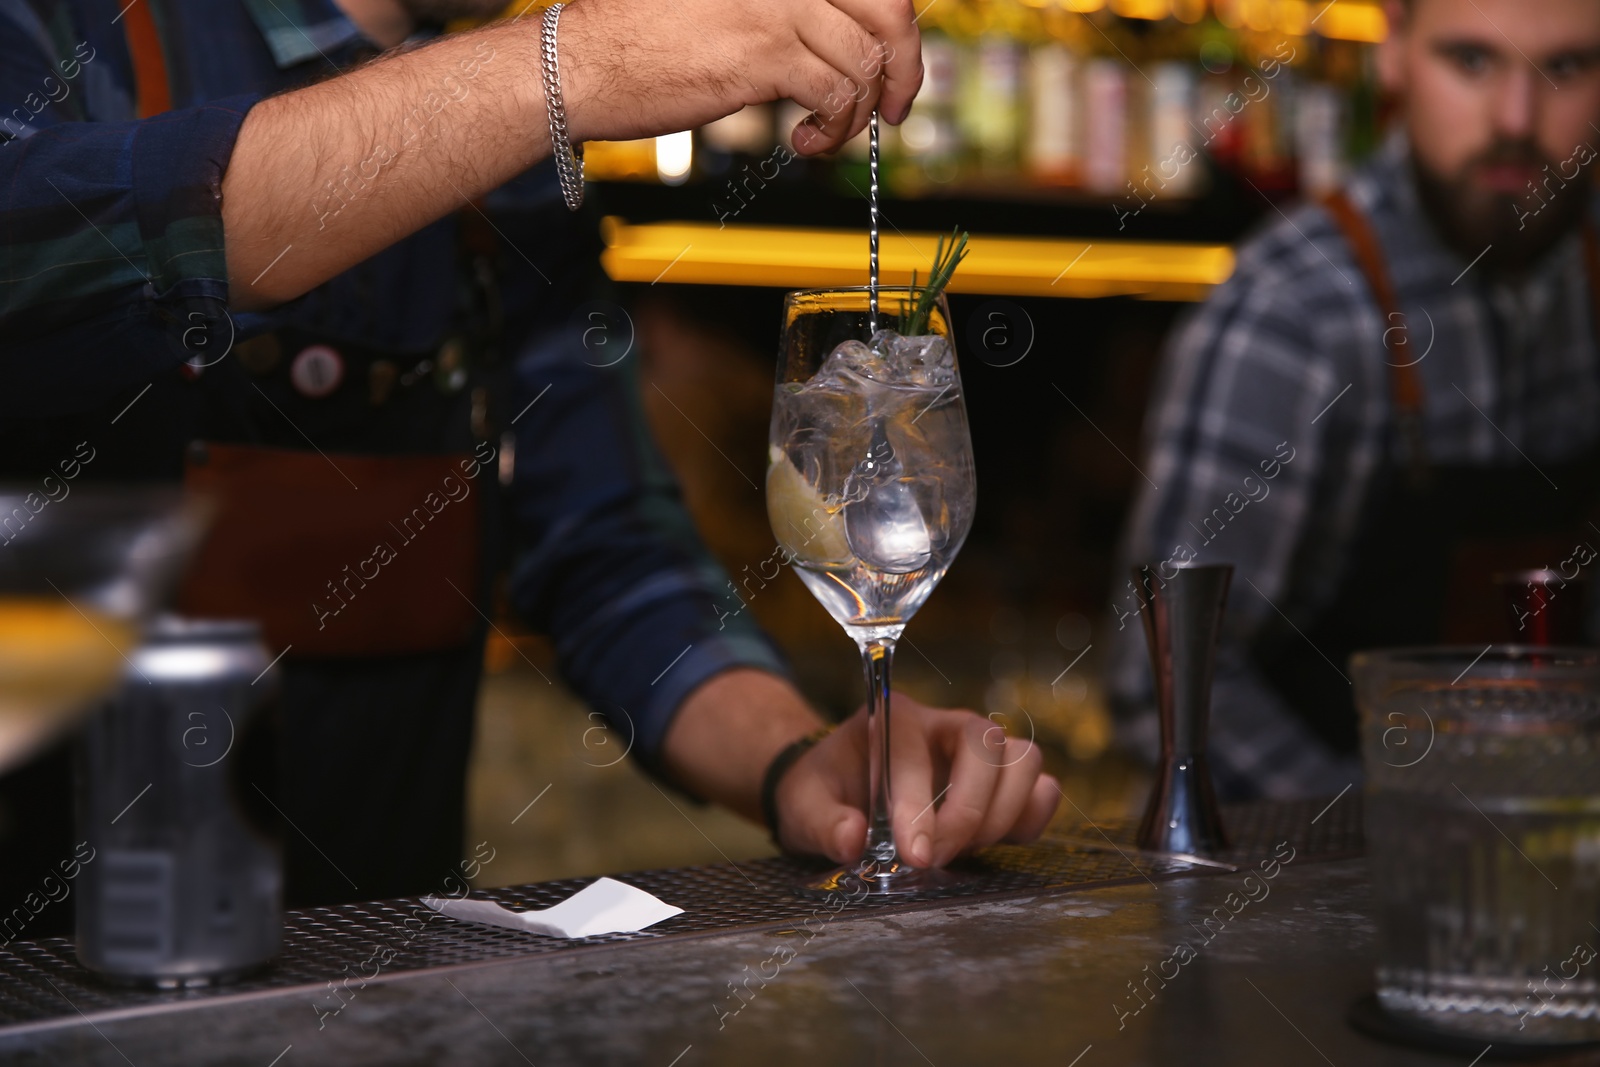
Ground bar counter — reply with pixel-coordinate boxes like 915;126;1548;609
0;797;1572;1066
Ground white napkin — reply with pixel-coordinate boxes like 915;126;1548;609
422;877;683;939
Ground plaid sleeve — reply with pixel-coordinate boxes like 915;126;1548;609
1107;221;1364;799
504;321;790;777
0;9;257;409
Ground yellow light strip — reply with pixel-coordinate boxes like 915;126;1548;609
600;220;1235;302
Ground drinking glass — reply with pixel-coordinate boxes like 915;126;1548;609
767;286;976;896
0;487;208;775
1353;646;1600;1045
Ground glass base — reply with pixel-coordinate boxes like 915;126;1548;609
1375;974;1600;1045
796;857;972;899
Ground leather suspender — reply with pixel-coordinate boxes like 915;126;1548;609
1322;189;1430;485
1324;188;1600;489
120;0;172;118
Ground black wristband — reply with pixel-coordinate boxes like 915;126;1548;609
760;726;834;851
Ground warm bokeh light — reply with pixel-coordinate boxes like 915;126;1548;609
580;139;656;182
654;130;694;186
1317;1;1388;43
1111;0;1170;19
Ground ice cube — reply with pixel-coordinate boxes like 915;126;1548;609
842;424;931;574
868;330;957;389
814;339;888;384
776;376;869;494
810;333;955;390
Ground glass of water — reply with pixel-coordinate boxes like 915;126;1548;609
1353;646;1600;1044
768;286;975;897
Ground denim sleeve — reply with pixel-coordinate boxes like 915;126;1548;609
502;320;790;775
1;8;255;415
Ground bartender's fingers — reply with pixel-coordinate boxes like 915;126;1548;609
826;0;923;123
795;9;882;149
776;721;868;863
961;738;1047;860
785;52;873;155
922;713;1004;866
885;701;942;869
1002;774;1062;845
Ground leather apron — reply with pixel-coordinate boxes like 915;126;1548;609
1254;192;1600;756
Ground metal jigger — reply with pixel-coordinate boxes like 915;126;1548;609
1133;563;1231;855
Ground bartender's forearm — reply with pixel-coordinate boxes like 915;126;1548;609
222;20;552;310
223;0;920;310
660;669;825;824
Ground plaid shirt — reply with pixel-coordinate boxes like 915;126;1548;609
1108;133;1600;799
0;0;787;769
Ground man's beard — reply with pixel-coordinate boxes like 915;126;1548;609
1412;138;1591;279
400;0;508;23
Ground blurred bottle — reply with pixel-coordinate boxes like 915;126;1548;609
1083;56;1131;195
1241;59;1296;190
1025;39;1079;187
1296;80;1348;197
1149;61;1201;197
674;0;1386;207
1193;23;1245;175
956;13;1025;178
894;26;962;190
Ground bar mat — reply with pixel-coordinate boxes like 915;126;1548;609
0;795;1360;1033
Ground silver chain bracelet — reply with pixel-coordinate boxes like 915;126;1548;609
539;3;584;212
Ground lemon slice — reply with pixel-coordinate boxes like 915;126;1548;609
766;448;852;565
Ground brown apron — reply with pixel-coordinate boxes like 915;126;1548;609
179;443;488;658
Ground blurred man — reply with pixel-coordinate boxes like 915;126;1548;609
1110;0;1600;798
0;0;1056;915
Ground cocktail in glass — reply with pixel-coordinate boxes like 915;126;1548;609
767;286;975;896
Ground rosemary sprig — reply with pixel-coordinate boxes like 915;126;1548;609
898;228;969;336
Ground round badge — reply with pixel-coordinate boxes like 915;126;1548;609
289;345;345;398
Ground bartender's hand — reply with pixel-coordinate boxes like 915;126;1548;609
661;670;1059;867
776;692;1060;866
562;0;923;153
226;0;919;308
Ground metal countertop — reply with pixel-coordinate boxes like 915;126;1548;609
2;795;1571;1066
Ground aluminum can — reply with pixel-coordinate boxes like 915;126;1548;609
76;617;282;986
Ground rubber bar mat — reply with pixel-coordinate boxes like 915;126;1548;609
0;795;1360;1032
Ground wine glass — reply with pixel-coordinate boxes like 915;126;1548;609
0;487;209;775
767;286;975;897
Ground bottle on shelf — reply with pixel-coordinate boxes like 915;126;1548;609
1082;54;1131;196
1025;36;1081;187
1149;61;1201;197
667;0;1389;209
893;24;963;191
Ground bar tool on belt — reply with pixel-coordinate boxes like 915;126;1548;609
1133;563;1231;855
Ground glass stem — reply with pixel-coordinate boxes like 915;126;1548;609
860;636;898;866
